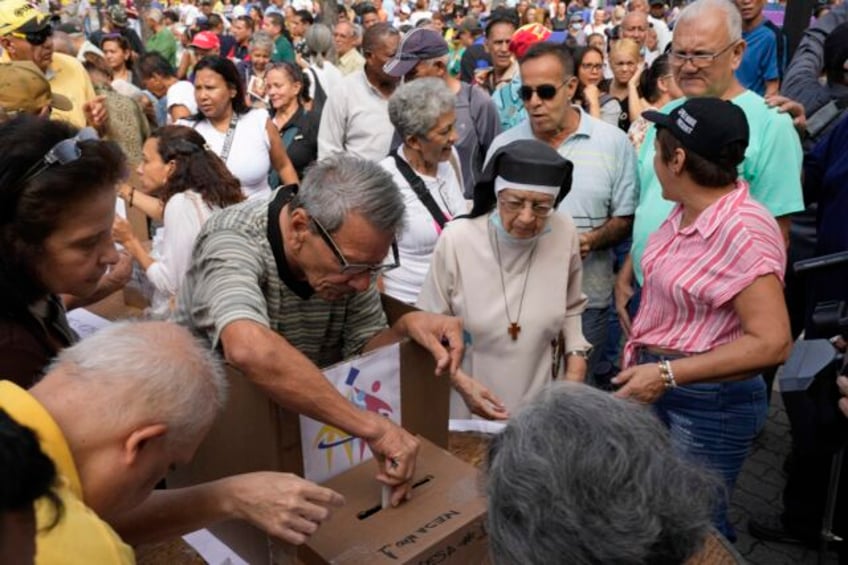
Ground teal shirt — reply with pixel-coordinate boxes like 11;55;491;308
145;28;178;67
631;90;804;284
272;35;295;63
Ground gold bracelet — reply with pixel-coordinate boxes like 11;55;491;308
658;360;677;389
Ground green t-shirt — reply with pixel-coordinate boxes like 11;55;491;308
631;90;804;284
145;28;178;67
272;35;296;63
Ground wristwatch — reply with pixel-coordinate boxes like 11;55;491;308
565;349;591;359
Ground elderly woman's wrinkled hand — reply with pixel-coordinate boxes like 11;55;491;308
452;370;510;420
612;363;666;403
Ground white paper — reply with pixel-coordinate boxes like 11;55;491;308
449;419;507;435
115;196;126;219
300;344;402;483
182;529;248;565
67;308;111;339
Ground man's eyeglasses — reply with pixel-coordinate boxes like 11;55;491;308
670;40;738;69
310;216;400;275
10;26;53;46
519;80;567;102
498;194;556;217
20;127;99;185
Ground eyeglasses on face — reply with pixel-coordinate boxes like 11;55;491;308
10;25;53;45
580;62;603;72
20;127;100;185
497;194;556;217
518;80;567;102
670;40;738;68
310;216;400;275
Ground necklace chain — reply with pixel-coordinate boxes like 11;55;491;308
493;228;538;340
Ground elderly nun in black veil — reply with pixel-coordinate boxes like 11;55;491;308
417;139;591;420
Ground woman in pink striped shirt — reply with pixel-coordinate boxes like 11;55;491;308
612;98;792;542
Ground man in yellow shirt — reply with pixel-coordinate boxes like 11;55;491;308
0;321;344;564
0;0;106;128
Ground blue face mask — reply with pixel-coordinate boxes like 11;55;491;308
489;209;552;245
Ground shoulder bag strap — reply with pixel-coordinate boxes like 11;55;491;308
391;149;449;229
219;113;239;163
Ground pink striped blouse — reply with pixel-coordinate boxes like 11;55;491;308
623;182;786;367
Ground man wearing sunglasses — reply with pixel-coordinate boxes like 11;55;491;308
175;156;464;508
485;41;638;388
0;0;106;129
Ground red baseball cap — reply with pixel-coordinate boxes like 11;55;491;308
191;31;220;51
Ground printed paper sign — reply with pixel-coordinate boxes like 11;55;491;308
300;344;402;483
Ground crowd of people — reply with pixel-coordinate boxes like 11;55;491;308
1;0;847;561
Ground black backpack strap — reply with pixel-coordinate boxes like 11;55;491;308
391;149;449;229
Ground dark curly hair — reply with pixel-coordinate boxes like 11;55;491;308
151;126;245;209
0;116;126;312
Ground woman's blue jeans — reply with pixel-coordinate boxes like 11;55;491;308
636;349;769;542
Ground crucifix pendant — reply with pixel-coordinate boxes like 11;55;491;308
508;322;521;341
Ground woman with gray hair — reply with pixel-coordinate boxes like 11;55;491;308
486;381;717;565
243;31;275;107
302;23;343;107
378;78;465;305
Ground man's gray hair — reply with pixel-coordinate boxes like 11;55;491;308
486;382;717;565
305;23;337;68
389;77;455;140
48;321;227;449
293;155;405;234
249;31;275;53
146;7;164;24
675;0;742;42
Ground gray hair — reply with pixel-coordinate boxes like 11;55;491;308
51;31;75;56
486;382;717;565
675;0;742;42
293;155;405;234
48;321;227;450
305;23;337;68
388;77;455;140
146;8;164;24
249;31;275;54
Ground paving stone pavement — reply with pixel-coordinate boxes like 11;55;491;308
730;391;839;564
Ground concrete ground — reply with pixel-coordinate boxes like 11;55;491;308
730;392;839;564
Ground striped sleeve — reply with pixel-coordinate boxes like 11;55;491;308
190;229;271;348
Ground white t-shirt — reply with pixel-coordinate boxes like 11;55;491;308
306;62;343;103
379;146;467;304
180;108;272;200
166;80;197;122
147;190;215;319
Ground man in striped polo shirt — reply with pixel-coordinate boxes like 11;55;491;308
175;156;463;507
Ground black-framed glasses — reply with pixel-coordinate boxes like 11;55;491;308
497;194;556;217
519;80;567;102
670;40;739;69
310;216;400;275
20;127;99;185
10;26;53;46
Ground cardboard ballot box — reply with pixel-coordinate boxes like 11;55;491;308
168;296;453;564
301;438;488;565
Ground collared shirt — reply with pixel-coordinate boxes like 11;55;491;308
0;381;135;565
48;53;98;128
174;188;388;368
337;48;365;76
623;183;786;366
485;107;639;307
317;69;395;162
631;90;804;285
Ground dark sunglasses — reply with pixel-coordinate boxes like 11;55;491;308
310;216;400;275
11;25;53;46
20;127;100;185
518;80;567;101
